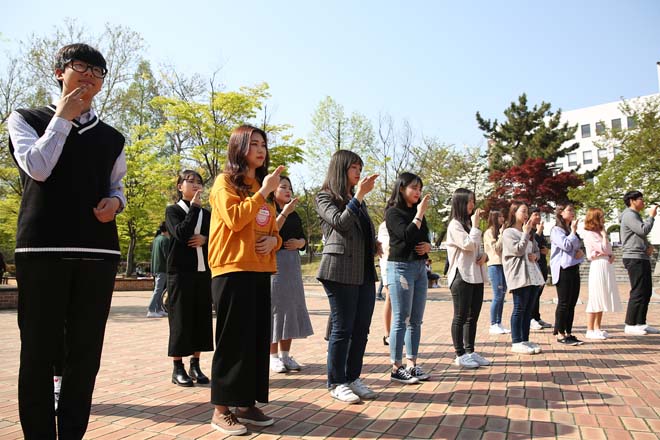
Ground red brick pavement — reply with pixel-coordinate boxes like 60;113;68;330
1;284;660;439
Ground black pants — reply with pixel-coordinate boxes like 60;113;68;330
16;255;117;440
450;271;484;356
623;258;653;326
554;265;581;335
531;284;545;321
211;272;270;407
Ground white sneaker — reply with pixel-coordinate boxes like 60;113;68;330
489;324;506;334
586;330;606;340
598;329;609;338
469;352;491;366
454;354;479;369
330;384;360;404
349;378;377;399
499;324;511;333
270;357;287;373
530;319;543;330
523;341;542;354
282;356;301;371
511;342;536;354
146;311;163;318
625;325;647;335
641;325;660;334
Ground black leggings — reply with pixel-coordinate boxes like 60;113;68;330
450;270;484;356
554;265;581;335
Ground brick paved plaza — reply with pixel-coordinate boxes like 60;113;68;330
1;285;660;439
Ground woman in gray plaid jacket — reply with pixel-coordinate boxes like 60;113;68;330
315;150;381;404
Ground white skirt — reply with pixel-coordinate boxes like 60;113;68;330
586;258;623;313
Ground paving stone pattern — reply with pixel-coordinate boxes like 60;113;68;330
1;284;660;439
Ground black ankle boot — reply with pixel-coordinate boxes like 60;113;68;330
189;357;209;384
172;360;193;387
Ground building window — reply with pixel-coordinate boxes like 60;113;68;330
581;124;591;138
596;122;606;135
597;148;608;162
611;118;622;131
583;151;593;165
627;116;637;128
568;153;578;167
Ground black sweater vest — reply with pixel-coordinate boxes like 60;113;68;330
9;106;125;259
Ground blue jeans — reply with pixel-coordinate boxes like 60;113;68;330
321;279;375;387
488;265;506;325
387;260;428;364
148;272;167;313
510;285;536;343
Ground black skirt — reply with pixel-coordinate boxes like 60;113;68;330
167;271;213;357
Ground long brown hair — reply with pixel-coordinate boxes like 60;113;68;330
487;210;502;240
223;125;269;196
554;203;573;234
321;150;364;208
584;207;605;232
503;201;527;230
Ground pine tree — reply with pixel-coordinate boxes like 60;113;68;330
476;93;579;172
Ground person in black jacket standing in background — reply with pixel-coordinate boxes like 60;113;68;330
165;170;213;387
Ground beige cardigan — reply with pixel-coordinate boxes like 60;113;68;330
483;227;503;266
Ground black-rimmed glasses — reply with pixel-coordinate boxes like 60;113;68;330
66;60;108;79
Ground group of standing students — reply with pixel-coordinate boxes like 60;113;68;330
8;42;659;440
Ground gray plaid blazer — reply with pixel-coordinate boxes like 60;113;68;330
315;191;378;285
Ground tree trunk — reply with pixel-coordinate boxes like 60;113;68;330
125;234;137;277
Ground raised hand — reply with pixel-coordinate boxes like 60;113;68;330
355;174;379;201
281;197;299;217
259;165;286;197
571;219;579;233
470;208;483;229
55;86;90;121
417;194;431;218
191;189;203;207
522;217;534;234
536;220;544;235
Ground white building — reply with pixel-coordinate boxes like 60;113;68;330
552;62;660;244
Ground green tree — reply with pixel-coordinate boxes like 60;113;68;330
569;96;660;214
476;93;578;172
307;96;375;180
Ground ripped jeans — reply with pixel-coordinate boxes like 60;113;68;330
387;260;428;364
488;265;507;325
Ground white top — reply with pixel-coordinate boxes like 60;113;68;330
377;221;390;280
446;219;486;286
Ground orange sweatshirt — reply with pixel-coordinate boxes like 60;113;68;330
208;174;282;277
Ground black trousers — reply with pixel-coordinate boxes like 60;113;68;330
554;265;581;335
211;272;270;407
623;258;653;326
167;271;213;357
450;271;484;356
531;284;545;321
16;255;117;440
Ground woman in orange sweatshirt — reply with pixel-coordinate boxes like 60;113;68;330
207;125;284;435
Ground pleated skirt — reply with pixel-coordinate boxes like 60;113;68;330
586;258;623;313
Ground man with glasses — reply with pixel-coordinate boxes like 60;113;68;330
7;43;126;439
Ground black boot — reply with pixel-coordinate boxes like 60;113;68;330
189;357;209;384
172;360;193;387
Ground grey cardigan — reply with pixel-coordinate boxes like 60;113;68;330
502;227;544;291
315;191;378;285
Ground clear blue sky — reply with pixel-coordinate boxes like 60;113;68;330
3;0;660;149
